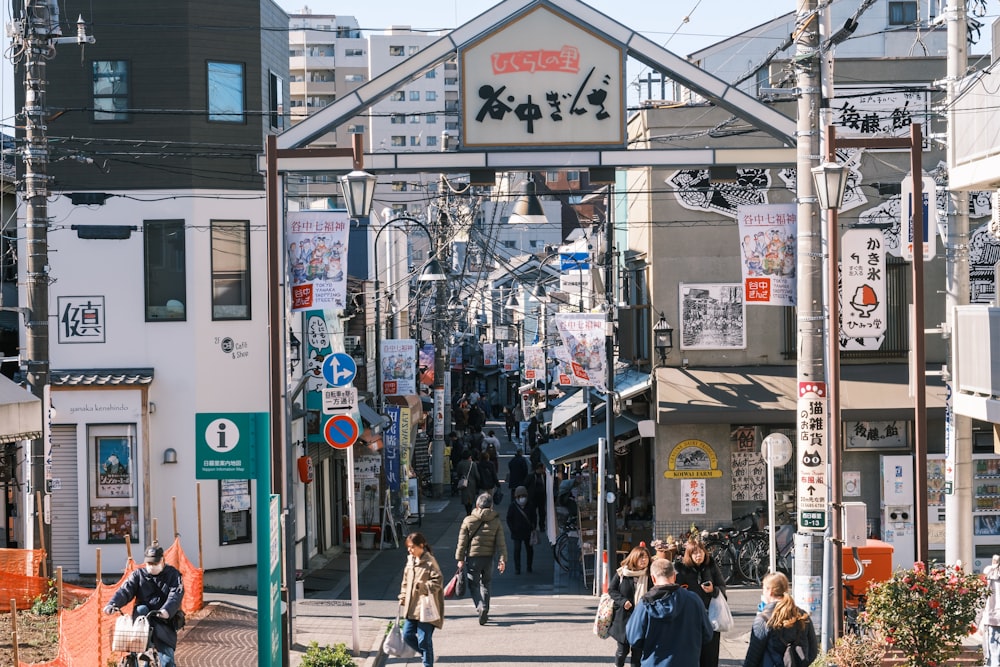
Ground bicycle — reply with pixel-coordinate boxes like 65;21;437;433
701;508;764;584
736;509;796;585
552;512;579;573
109;609;160;667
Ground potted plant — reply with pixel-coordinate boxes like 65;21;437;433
864;561;989;667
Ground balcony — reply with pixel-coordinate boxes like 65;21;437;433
954;306;1000;422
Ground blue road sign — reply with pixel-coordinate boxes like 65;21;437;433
324;414;360;449
322;352;357;387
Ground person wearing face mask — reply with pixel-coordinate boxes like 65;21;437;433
505;486;537;575
674;536;726;667
104;544;185;667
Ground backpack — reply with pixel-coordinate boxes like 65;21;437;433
780;622;814;667
592;592;615;639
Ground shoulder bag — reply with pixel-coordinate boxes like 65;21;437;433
457;464;472;489
382;607;420;658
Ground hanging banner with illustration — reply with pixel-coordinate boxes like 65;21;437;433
524;345;545;380
503;344;520;373
483;342;498;367
552;345;582;386
418;344;434;386
381;339;417;396
736;204;797;306
553;313;606;388
841;229;887;339
286;210;351;312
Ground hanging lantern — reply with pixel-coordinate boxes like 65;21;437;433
298;456;314;484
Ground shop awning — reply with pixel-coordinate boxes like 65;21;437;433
358;402;390;430
613;369;652;401
0;375;41;444
547;389;602;431
546;370;650;431
655;364;946;424
539;416;639;468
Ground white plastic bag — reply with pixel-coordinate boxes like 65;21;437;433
111;614;151;653
382;609;420;658
418;594;440;623
708;593;734;633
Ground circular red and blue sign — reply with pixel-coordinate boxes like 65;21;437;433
323;414;360;450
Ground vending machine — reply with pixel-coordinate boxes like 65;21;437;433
880;455;915;569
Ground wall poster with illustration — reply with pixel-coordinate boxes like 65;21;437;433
88;424;139;543
220;479;252;545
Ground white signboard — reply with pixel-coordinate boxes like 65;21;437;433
736;204;797;306
322;387;357;414
680;479;706;515
460;5;625;148
797;382;828;532
830;87;929;140
841;229;887;338
900;174;938;261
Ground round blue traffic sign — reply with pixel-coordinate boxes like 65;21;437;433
322;352;357;387
323;414;360;449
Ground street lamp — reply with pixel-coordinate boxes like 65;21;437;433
811;161;849;211
653;313;674;364
341;169;377;219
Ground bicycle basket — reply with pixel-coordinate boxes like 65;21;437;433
112;614;151;653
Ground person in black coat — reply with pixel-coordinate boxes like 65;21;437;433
507;448;529;494
608;546;653;667
476;451;498;496
524;461;547;531
674;536;727;667
505;486;537;574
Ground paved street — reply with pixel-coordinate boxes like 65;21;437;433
179;429;767;666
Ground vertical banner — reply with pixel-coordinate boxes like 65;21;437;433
482;342;498;366
399;407;412;472
384;405;401;492
434;387;445;440
503;344;520;372
523;345;545;380
450;344;463;370
797;382;828;531
681;479;706;514
736;203;797;306
553;313;607;388
286;210;351;311
841;229;887;339
381;339;417;396
418;343;434;386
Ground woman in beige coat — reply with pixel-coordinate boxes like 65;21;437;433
397;532;444;666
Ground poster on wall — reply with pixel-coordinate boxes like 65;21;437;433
681;479;706;514
736;204;797;306
679;283;746;350
90;507;138;543
731;452;766;502
843;471;862;498
96;436;133;498
286;210;351;312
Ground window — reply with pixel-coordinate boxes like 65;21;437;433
567;170;580;182
390;113;406;125
410;115;420;124
392;181;408;192
219;480;253;545
410;136;421;146
208;61;245;123
390;91;405;101
345;74;364;83
347;124;365;133
409;91;421;101
889;1;917;25
144;220;186;321
502;240;517;249
93;60;129;121
425;91;437;101
426;114;437;124
211;220;250;320
444;77;458;86
269;72;284;130
391;135;405;147
425;135;437;147
425;69;437;79
546;171;560;183
408;45;420;55
88;425;139;544
389;45;404;56
345;48;364;57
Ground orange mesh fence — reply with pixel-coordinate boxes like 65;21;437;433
164;537;203;614
0;548;46;576
16;538;205;666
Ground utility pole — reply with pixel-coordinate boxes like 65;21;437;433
604;187;617;587
792;0;826;621
944;0;973;570
14;1;92;559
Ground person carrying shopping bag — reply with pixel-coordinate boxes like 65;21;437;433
674;536;727;667
608;545;653;667
397;532;444;667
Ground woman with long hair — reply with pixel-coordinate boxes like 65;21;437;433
743;571;818;667
674;536;726;667
397;532;444;667
608;545;653;667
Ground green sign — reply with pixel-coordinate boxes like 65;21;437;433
799;510;827;530
259;494;282;667
195;412;265;479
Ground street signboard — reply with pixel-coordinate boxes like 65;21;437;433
322;352;357;387
762;433;793;466
900;174;937;261
322;386;358;414
324;414;360;449
797;382;828;531
841;229;887;338
195;412;266;479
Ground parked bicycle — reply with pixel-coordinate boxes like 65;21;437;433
552;511;579;573
736;509;796;585
701;508;765;585
109;609;160;667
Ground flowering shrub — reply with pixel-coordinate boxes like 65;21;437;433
864;561;989;667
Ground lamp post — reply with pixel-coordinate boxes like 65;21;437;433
652;313;674;365
419;215;449;498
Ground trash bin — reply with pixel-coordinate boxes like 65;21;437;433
843;538;894;602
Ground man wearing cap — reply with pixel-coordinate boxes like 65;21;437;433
104;545;185;666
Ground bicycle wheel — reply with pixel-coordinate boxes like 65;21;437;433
703;539;734;584
119;654;139;667
553;533;572;572
737;535;769;585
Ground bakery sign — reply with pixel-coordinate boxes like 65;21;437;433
459;5;625;148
